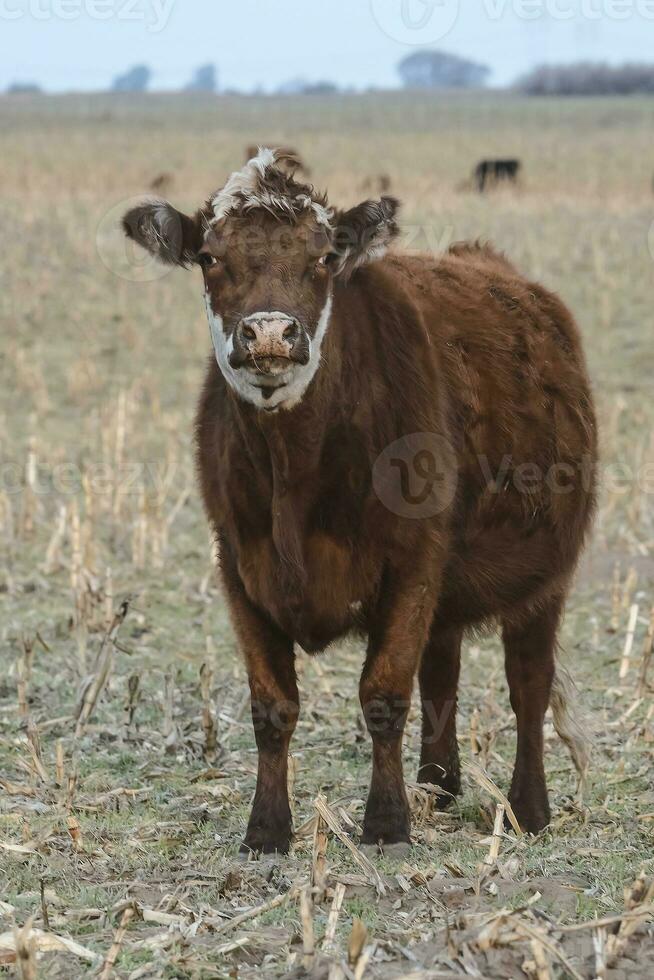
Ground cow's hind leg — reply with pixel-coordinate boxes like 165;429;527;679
418;624;463;807
503;594;563;834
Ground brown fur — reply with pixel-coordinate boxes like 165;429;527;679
195;244;597;850
123;155;597;854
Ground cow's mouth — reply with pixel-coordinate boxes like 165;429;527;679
251;379;288;401
241;353;294;376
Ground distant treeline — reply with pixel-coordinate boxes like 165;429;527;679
6;55;654;98
516;62;654;96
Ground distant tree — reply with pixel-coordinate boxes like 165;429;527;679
7;82;42;95
515;61;654;96
277;78;339;95
112;65;151;93
301;81;339;95
398;50;490;90
185;64;217;93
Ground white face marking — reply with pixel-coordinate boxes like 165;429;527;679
204;292;333;412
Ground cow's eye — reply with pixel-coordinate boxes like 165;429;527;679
315;255;328;269
199;252;220;269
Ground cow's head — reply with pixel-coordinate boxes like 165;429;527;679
122;147;399;411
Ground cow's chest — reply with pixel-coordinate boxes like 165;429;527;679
236;527;377;651
229;467;381;650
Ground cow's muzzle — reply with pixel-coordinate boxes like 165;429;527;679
229;312;311;374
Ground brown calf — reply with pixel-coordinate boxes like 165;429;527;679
123;148;597;856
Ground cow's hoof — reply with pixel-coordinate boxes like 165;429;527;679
359;840;412;859
239;828;292;858
237;848;282;864
380;841;411;859
507;792;550;836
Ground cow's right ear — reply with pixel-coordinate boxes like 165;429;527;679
122;200;203;268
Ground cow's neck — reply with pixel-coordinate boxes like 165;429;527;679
237;317;339;587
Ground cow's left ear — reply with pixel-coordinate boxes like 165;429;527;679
122;199;204;268
329;196;399;279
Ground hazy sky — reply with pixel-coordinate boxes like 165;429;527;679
2;0;653;92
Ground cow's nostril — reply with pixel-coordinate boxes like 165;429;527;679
242;324;256;341
283;323;298;341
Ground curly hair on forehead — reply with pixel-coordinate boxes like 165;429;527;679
208;147;332;228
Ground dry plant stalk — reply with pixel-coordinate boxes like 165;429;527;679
484;803;506;866
217;887;299;936
606;873;654;966
54;740;64;788
67;815;82;852
112;390;127;523
529;936;553;980
299;887;315;972
162;672;177;753
637;605;654;696
98;906;134;980
69;501;88;670
16;660;28;722
42;503;67;574
314;795;386;895
0;927;99;966
463;761;522;835
469;706;481;757
610;562;622;632
103;566;113;630
199;662;218;764
312;811;329;901
14;916;37;980
39;879;50;932
123;674;140;737
621;567;638;613
20;438;38;538
131;484;148;569
75;599;129;738
347;916;368;968
323;882;346;952
619;603;640;681
25;720;49;784
354;944;374;980
21;634;35;682
592;928;607;980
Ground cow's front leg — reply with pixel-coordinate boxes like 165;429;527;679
360;568;436;848
221;555;298;856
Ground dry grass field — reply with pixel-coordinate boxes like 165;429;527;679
1;91;653;978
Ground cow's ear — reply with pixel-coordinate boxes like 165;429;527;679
122;199;203;267
329;196;399;279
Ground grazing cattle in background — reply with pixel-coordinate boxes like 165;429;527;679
362;173;392;195
245;143;310;177
122;147;596;856
475;158;521;192
149;172;174;194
